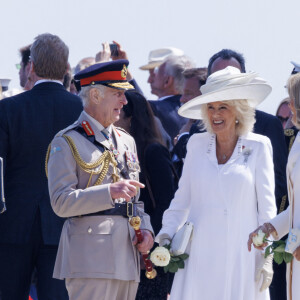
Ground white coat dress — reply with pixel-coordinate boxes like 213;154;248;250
270;132;300;300
157;132;277;300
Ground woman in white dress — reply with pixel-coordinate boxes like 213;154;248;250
156;67;277;300
248;73;300;300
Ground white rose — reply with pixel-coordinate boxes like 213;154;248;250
150;246;171;267
252;229;266;246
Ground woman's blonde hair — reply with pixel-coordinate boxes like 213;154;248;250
201;99;255;136
287;73;300;129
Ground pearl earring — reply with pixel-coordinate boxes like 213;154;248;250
235;119;239;124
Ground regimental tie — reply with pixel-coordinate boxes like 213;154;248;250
101;129;120;158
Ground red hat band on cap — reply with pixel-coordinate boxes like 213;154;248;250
80;70;126;86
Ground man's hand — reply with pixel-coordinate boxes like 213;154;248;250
110;41;133;80
110;180;144;202
95;42;111;63
132;230;154;254
110;41;128;61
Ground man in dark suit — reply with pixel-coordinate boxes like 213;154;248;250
148;55;194;142
0;33;83;300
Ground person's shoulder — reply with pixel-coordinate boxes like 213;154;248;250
61;90;81;101
54;119;81;138
0;90;30;105
114;126;131;137
244;132;271;147
145;142;168;155
255;109;281;128
187;132;210;150
114;126;135;144
255;109;277;121
189;131;210;143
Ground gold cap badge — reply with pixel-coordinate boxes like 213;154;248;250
121;64;127;79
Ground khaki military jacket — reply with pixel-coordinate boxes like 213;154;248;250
47;111;153;281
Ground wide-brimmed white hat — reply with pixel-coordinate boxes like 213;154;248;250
178;66;272;119
139;47;184;70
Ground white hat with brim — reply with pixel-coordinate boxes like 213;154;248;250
140;47;184;70
140;60;164;71
178;66;272;120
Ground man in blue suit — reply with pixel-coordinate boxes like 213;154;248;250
0;33;83;300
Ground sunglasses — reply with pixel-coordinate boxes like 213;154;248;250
277;116;289;123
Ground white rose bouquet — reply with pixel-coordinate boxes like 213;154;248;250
252;229;266;247
252;230;293;264
150;246;171;267
150;244;189;273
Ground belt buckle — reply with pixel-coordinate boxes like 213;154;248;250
127;202;133;218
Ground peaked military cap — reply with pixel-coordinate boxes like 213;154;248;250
291;61;300;75
74;59;134;90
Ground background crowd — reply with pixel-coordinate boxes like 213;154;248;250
0;32;299;300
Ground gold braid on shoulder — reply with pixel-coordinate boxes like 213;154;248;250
45;134;120;187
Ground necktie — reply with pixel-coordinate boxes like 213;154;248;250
101;129;119;157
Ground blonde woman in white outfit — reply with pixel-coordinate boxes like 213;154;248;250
248;73;300;300
156;67;277;300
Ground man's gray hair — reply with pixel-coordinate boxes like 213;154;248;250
201;99;255;136
163;55;195;93
79;84;106;107
30;33;69;80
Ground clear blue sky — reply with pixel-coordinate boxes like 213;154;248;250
1;0;299;114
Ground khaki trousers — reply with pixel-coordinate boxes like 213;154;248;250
65;278;139;300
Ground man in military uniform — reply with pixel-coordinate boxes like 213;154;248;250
47;60;154;300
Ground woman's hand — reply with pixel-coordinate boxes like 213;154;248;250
293;246;300;261
247;223;276;251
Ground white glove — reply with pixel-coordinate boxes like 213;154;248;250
255;253;274;292
157;233;171;247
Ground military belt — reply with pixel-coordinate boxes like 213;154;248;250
80;202;137;218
